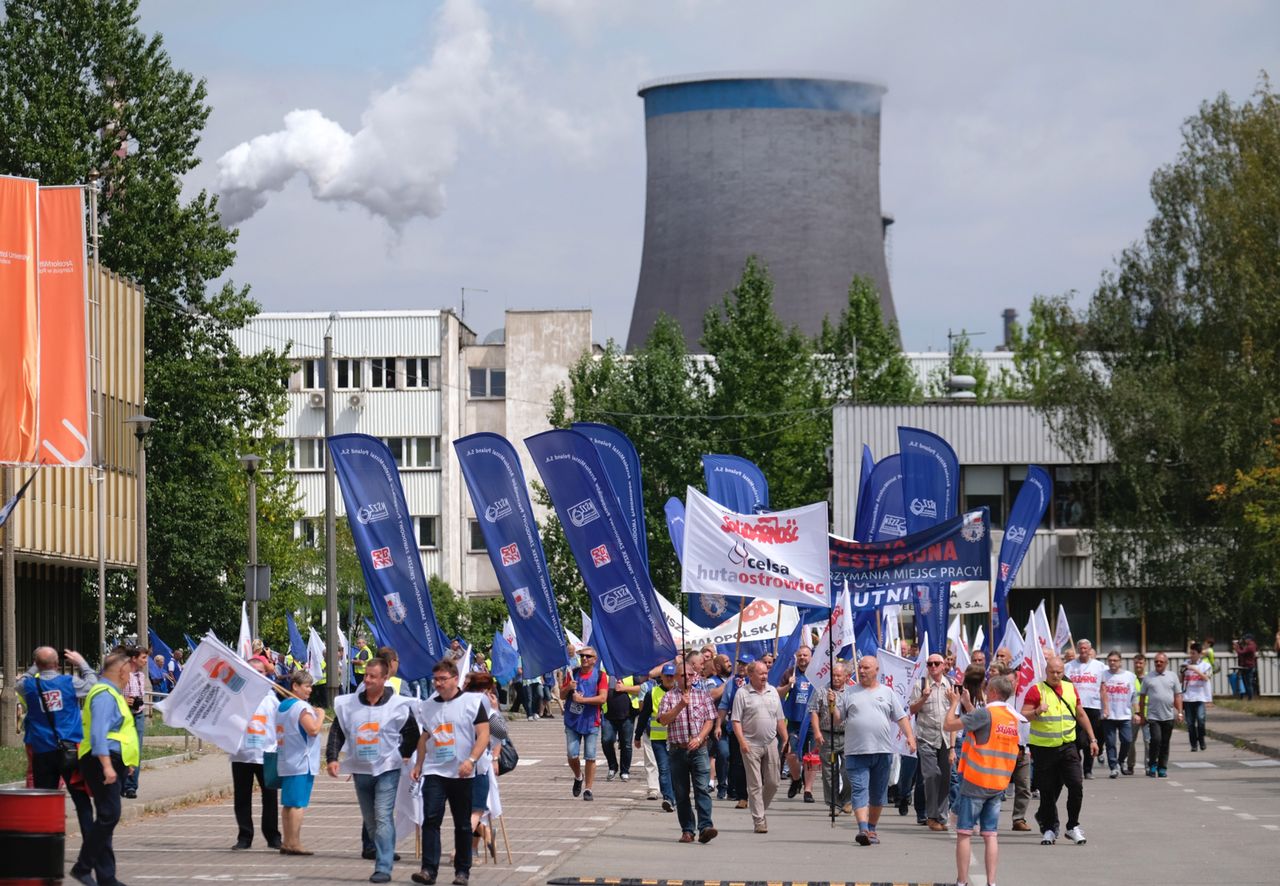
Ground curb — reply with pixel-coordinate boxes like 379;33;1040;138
116;778;235;826
1206;725;1280;761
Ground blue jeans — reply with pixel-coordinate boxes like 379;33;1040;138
564;727;599;761
353;769;401;875
714;733;730;798
955;793;1002;835
1184;701;1206;748
667;745;714;835
846;753;892;811
601;717;635;775
1103;719;1133;770
650;737;675;804
124;713;145;792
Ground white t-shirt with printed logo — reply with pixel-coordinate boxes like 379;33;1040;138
1065;658;1107;709
1101;669;1139;720
1181;660;1213;703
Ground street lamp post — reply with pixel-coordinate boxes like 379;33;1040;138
124;414;155;646
239;454;262;640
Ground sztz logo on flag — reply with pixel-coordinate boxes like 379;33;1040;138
485;498;513;522
371;546;394;570
600;585;637;613
356;502;391;525
202;657;247;693
500;542;521;567
1005;524;1026;545
384;592;408;624
909;498;938;519
513;586;537;619
879;514;907;537
567;499;600;527
590;544;611;567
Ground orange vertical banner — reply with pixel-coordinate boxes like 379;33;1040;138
37;185;91;466
0;174;39;464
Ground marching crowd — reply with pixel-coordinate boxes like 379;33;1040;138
12;628;1237;886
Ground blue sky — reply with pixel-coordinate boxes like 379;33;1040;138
141;0;1280;352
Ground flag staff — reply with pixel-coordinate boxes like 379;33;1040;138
828;595;836;828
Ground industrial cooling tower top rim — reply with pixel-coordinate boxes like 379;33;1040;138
638;71;886;118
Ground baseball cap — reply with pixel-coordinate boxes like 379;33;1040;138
737;652;755;664
661;663;676;676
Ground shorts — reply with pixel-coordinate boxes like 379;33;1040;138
565;727;599;761
279;773;315;808
845;753;892;810
786;721;812;759
954;793;1002;836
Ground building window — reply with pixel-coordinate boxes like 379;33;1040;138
417;516;439;549
294;438;325;471
335;358;363;390
1054;466;1094;529
370;357;396;389
383;437;405;467
404;357;434;389
469;519;487;552
408;436;439;468
297;518;321;548
962;465;1004;528
469;367;506;399
302;359;323;390
1100;590;1141;652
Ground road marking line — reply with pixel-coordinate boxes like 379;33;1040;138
516;866;543;873
1183;789;1196;793
1237;813;1258;820
539;849;563;856
1241;759;1280;767
1263;825;1280;831
1218;806;1234;811
1167;780;1181;786
1171;761;1216;768
1195;796;1216;802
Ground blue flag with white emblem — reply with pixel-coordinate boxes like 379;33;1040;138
993;466;1052;654
573;423;650;570
526;429;677;676
454;432;568;680
664;497;686;563
898;427;960;657
327;434;446;682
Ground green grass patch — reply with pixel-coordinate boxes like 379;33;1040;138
0;744;184;784
1216;697;1280;717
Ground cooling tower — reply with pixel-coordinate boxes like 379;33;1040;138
627;73;897;351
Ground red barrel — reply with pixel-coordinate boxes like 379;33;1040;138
0;788;65;882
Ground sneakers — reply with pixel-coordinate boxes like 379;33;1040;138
370;874;392;884
1012;819;1031;832
452;874;469;886
1041;829;1057;845
1122;766;1134;775
582;789;594;801
1110;768;1119;779
528;713;539;721
1147;767;1157;778
1065;826;1087;844
855;828;872;846
1189;745;1197;752
754;821;768;833
606;770;617;781
788;779;802;799
1200;741;1207;751
1083;772;1093;780
620;773;630;782
572;778;583;797
867;831;880;845
662;800;674;812
1157;768;1168;778
647;791;658;800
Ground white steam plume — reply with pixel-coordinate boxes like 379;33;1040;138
215;0;499;229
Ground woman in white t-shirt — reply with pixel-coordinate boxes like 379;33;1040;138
1181;643;1213;752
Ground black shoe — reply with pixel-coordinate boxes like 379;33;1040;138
69;870;97;886
662;799;674;812
572;778;583;797
232;841;252;851
452;874;469;885
788;779;802;798
122;789;138;799
267;840;283;850
897;797;909;815
803;791;814;803
582;789;594;801
370;874;392;884
363;850;376;860
411;872;437;886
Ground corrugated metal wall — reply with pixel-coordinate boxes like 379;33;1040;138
232;311;443;360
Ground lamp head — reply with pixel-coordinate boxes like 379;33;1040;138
238;453;263;476
124;414;155;440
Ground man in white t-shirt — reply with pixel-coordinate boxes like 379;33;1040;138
1064;639;1107;779
1099;651;1139;779
1180;643;1213;753
411;659;490;886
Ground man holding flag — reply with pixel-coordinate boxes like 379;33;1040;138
229;656;283;852
656;652;719;844
561;646;609;801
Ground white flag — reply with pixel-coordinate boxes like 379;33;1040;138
972;625;985;655
808;586;854;694
502;618;518;651
1053;604;1072;654
947;615;970;679
458;644;473;686
564;626;584;652
154;633;276;754
1016;614;1048;710
883;605;902;653
394;752;424;840
681;486;830;608
998;616;1025;669
877;645;918;756
306;627;326;680
237;602;252;660
580;609;593;645
1033;600;1053;656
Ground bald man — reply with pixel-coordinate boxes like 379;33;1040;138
18;647;97;836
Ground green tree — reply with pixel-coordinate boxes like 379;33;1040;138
0;0;296;642
817;276;921;404
1026;77;1280;631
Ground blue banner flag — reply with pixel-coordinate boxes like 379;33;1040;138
769;619;805;688
702;454;769;513
286;613;307;663
362;615;384;650
854;445;875;541
328;434;446;681
147;628;173;682
993;466;1052;653
898;427;960;655
572;423;650;570
855;454;907;543
664;497;685;564
829;509;992;592
183;633;197;653
854;619;880;661
455;433;569;679
490;631;520;684
525;429;677;676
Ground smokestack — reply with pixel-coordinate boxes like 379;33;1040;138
1001;308;1018;351
627;73;897;351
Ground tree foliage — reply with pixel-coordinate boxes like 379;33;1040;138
1022;77;1280;630
0;0;296;642
542;257;917;613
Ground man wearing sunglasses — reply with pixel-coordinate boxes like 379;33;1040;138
561;647;609;801
909;653;955;832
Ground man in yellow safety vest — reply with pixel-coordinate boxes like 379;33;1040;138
1021;656;1098;847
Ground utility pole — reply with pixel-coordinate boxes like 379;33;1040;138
240;454;262;639
89;173;107;664
1;468;18;747
324;317;340;701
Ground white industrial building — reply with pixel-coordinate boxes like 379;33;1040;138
232;309;594;599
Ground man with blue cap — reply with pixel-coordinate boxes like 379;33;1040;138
717;653;753;808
